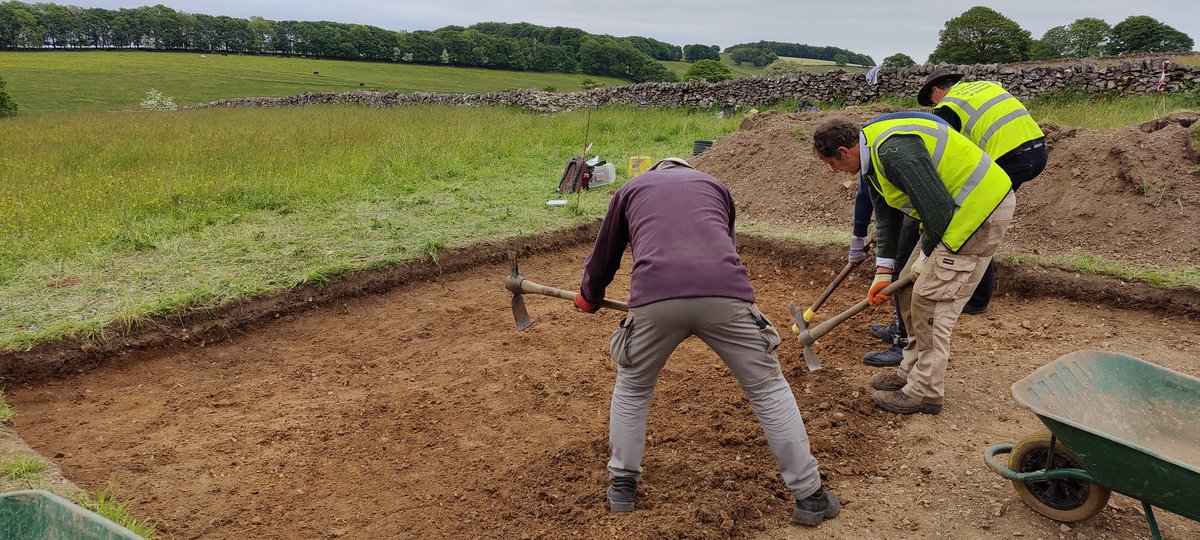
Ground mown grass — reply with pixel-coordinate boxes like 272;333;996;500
1002;252;1200;290
0;51;627;115
0;104;737;350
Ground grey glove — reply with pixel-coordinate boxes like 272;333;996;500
849;236;869;264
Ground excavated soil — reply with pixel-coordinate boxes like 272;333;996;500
8;244;1200;539
696;108;1200;269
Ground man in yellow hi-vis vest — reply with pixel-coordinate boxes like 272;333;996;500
812;116;1016;414
859;70;1049;368
920;68;1047;315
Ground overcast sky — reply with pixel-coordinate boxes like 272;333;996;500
71;1;1199;63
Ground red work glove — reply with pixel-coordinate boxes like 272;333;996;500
574;292;599;313
867;270;893;307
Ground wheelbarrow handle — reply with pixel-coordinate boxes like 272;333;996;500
984;444;1098;483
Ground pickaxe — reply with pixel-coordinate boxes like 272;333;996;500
787;274;914;372
505;252;627;330
790;239;876;333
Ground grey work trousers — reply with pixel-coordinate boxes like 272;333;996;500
606;297;822;500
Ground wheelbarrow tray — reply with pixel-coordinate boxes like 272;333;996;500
1011;350;1200;521
0;489;143;539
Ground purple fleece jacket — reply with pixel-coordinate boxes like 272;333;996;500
579;165;756;308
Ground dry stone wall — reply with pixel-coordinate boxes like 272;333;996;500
187;59;1200;114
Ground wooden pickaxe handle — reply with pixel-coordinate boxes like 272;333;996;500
509;276;629;312
506;251;628;331
809;238;876;316
798;273;914;346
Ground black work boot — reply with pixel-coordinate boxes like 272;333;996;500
869;319;898;343
606;476;637;513
962;304;989;315
863;344;903;367
792;489;841;526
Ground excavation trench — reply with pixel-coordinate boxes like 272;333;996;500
5;235;1199;539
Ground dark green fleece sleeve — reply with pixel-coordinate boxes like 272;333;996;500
866;175;904;263
876;135;955;256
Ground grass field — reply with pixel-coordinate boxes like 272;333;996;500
661;53;870;79
1028;91;1200;130
3;51;1197;350
0;51;628;115
0;105;738;350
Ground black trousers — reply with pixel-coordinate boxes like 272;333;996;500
964;140;1049;311
892;216;922;340
893;139;1048;337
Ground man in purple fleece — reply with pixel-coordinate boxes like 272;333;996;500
574;157;838;526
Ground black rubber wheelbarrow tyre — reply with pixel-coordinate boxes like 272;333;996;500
1009;429;1111;523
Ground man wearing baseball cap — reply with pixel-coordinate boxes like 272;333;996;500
919;68;1046;315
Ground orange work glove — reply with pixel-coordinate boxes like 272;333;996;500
574;292;600;313
867;271;893;307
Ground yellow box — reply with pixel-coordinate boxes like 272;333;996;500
628;156;652;177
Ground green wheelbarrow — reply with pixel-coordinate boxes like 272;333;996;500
985;350;1200;540
0;489;144;539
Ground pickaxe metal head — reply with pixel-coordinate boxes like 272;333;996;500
506;252;532;331
788;303;822;372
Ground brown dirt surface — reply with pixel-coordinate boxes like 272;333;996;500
695;109;1200;271
8;244;1200;539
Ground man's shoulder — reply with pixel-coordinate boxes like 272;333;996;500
624;167;728;191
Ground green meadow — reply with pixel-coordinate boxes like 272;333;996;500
0;104;737;350
0;51;627;115
1;51;1197;352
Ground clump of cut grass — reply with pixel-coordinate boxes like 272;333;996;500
0;393;13;424
0;453;46;486
81;485;158;539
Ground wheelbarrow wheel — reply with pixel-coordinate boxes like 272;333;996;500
1009;429;1111;523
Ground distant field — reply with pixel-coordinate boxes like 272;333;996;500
662;53;870;79
1173;53;1200;66
1007;52;1200;69
0;51;628;115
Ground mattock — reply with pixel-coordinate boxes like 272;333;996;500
790;238;876;333
787;273;914;372
504;252;627;331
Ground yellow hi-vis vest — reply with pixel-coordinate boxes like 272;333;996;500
862;117;1012;252
934;81;1045;159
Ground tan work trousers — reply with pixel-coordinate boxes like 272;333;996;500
606;297;823;500
895;191;1016;405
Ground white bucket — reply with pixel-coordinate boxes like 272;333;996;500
590;162;617;187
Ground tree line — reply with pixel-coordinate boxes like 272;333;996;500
0;2;678;82
724;41;874;67
927;7;1194;65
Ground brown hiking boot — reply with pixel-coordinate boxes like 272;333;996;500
869;372;907;391
872;390;942;415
